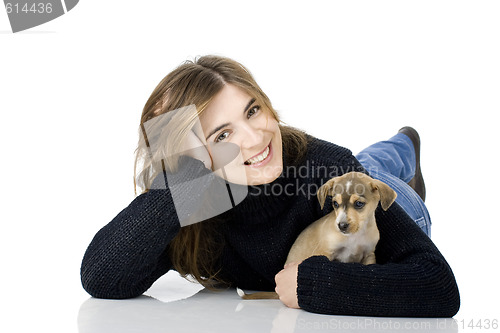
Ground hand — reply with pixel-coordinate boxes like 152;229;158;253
170;106;212;170
274;262;300;309
180;129;212;170
143;105;213;170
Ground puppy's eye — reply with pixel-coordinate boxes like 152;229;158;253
354;201;365;209
333;201;339;209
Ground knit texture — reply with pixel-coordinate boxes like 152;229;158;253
80;136;460;317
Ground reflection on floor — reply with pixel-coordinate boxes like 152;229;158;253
78;271;459;333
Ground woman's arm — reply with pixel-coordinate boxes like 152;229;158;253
80;156;214;299
296;203;460;317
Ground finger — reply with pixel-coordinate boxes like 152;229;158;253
274;270;281;284
183;131;212;169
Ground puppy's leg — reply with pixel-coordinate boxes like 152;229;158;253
362;252;376;265
237;288;280;300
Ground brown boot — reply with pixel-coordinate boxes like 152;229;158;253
399;127;426;202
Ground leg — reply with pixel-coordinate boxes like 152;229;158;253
356;130;431;237
362;252;376;265
368;170;431;237
356;132;416;183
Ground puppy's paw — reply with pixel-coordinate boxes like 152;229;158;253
236;287;245;297
362;253;376;265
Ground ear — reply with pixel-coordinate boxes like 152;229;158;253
317;178;336;210
370;179;397;211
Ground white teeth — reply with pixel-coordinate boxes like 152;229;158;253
246;146;270;165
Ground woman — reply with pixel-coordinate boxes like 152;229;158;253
80;55;460;317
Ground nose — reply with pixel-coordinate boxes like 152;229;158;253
239;123;264;149
338;221;350;233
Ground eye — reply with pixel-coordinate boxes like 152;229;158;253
333;201;339;209
354;201;365;209
247;105;261;118
215;131;230;143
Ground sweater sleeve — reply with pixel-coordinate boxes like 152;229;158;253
80;156;214;299
296;202;460;317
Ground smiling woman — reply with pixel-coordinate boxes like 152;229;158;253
80;55;460;317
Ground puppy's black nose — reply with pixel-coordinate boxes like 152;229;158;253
338;222;349;232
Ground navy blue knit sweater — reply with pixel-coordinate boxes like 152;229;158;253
80;136;460;317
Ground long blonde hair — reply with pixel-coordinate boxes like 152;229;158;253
134;55;309;287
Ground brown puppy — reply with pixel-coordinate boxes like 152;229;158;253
238;172;397;300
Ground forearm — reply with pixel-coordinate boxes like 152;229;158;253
297;254;460;317
296;204;460;317
80;156;215;298
80;189;180;299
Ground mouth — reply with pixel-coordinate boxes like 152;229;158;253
244;142;272;167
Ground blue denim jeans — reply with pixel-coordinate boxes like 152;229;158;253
356;133;431;237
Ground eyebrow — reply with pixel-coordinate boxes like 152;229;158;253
205;98;256;140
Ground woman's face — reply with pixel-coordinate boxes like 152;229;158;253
200;84;283;185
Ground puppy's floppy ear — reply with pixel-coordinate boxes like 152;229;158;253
370;179;397;211
317;178;336;210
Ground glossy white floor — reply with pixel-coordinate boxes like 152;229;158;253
78;272;460;333
2;1;499;332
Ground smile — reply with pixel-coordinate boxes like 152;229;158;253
244;142;272;166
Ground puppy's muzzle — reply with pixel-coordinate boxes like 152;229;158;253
338;221;350;233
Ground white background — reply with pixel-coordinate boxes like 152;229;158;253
1;1;499;331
